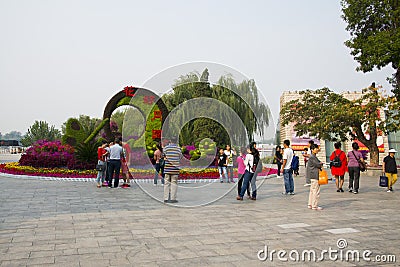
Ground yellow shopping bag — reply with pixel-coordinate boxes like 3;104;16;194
318;169;328;185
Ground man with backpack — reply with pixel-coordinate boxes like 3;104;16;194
292;153;300;176
282;139;295;195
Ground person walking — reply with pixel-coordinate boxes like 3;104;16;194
347;142;365;194
330;142;348;192
237;147;250;198
217;148;229;183
274;145;283;177
153;143;165;186
163;137;182;203
236;145;256;201
96;140;108;188
282;139;295;195
383;148;398;192
224;145;236;183
107;138;125;188
307;144;324;210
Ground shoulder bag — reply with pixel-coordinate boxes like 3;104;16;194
351;151;366;172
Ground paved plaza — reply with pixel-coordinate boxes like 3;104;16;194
0;158;399;266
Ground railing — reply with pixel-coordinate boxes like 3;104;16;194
0;147;25;154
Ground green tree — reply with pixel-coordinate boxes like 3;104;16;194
162;69;270;147
215;76;270;143
111;110;125;132
21;121;62;146
280;86;400;166
341;0;400;99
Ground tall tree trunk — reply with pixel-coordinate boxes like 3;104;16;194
395;68;400;101
367;142;380;167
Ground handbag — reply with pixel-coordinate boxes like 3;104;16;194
352;151;366;172
96;163;105;171
318;169;328;185
379;174;388;187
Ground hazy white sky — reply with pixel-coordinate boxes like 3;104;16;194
0;0;394;134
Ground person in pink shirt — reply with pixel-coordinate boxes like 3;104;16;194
237;147;250;198
347;142;365;194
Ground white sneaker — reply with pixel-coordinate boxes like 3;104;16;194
304;183;311;187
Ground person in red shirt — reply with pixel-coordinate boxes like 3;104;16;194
330;142;348;192
96;140;109;188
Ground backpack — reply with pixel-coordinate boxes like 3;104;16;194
291;155;299;170
330;151;342;168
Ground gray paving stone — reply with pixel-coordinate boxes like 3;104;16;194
0;166;399;266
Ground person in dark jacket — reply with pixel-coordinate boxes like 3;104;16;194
382;148;398;192
307;144;324;210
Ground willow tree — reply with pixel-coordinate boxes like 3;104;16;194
161;69;270;147
280;86;400;166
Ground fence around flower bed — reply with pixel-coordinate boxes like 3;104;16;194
0;162;277;180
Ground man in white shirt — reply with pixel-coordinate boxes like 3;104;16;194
282;139;295;195
107;138;124;188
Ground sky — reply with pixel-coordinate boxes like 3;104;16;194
0;0;394;136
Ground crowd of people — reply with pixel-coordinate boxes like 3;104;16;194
273;139;398;211
95;138;131;189
96;137;398;207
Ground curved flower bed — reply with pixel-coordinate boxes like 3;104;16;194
0;162;277;180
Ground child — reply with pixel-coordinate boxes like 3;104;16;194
383;148;398;192
217;148;229;183
307;144;324;210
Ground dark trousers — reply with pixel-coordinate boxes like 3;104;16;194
277;161;282;176
154;163;165;184
348;166;360;191
108;159;121;188
105;161;110;183
239;170;254;198
237;173;250;196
